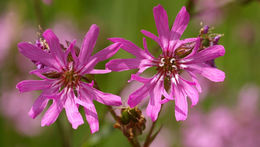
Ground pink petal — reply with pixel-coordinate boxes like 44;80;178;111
188;45;225;63
153;4;170;50
29;68;54;79
18;42;60;70
174;84;188;121
64;90;84;129
80;43;121;74
43;29;66;67
143;37;155;58
170;7;189;42
141;30;161;46
92;42;121;61
88;69;111;74
128;84;151;107
76;92;99;134
16;80;52;93
180;78;199;106
79;24;99;65
201;66;225;82
106;58;141;71
29;95;49;119
67;40;79;67
130;74;150;83
169;7;190;49
84;101;99;134
187;64;225;82
187;71;202;93
128;76;158;107
109;38;151;59
81;83;122;106
41;93;66;127
146;80;163;121
92;90;122;106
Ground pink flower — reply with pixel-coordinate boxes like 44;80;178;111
106;5;225;121
16;24;122;133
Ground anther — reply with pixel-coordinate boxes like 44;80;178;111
172;65;177;69
159;63;164;67
160;58;165;63
170;58;175;63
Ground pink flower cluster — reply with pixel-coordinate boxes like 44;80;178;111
16;4;225;133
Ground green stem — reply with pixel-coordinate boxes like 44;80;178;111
57;118;71;147
143;104;164;147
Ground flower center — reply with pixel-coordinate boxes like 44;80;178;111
61;69;81;88
157;56;180;78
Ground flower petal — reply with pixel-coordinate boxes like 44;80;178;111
146;80;163;121
128;83;151;107
64;90;84;129
84;100;99;134
106;58;142;72
29;67;54;79
180;78;199;106
170;6;189;41
81;83;122;106
67;40;79;67
109;38;151;59
43;29;66;67
79;24;99;65
143;37;155;58
187;71;202;93
153;4;170;50
174;84;188;121
29;95;49;119
80;43;121;74
93;43;121;61
130;74;150;83
88;69;111;74
188;45;225;63
16;80;53;93
18;42;60;70
41;93;66;127
187;64;225;82
141;30;160;46
76;90;99;134
128;75;159;107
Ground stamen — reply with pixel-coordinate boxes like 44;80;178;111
159;63;164;67
170;58;175;63
172;65;177;69
160;58;165;63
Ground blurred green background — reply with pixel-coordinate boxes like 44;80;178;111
0;0;260;147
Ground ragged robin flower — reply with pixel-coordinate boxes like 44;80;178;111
106;5;225;121
16;24;122;133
